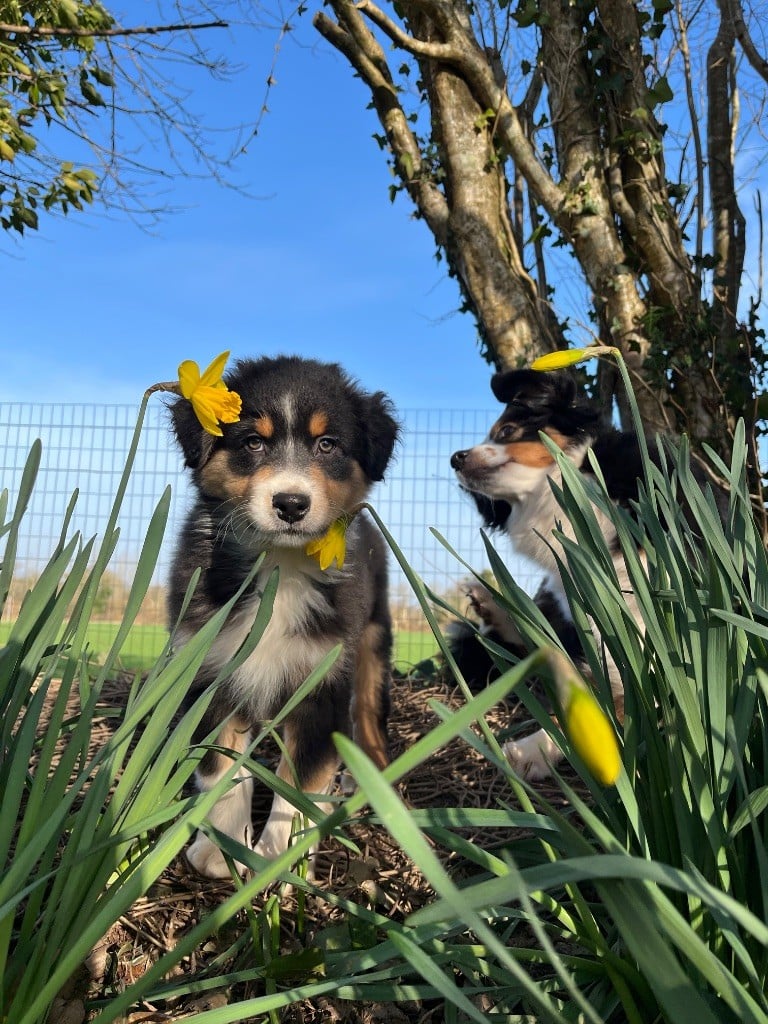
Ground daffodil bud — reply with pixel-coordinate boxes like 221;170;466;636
530;345;619;372
543;649;621;786
563;685;622;785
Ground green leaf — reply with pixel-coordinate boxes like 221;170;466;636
729;786;768;839
648;74;674;106
91;65;115;88
80;78;106;106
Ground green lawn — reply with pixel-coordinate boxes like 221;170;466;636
0;622;439;675
0;621;170;673
393;631;440;671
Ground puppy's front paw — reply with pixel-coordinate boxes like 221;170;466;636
467;584;503;629
186;830;249;879
253;830;316;886
467;584;523;645
339;769;356;796
252;833;283;863
503;729;561;781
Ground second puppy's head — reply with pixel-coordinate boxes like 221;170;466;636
171;355;399;548
451;369;602;526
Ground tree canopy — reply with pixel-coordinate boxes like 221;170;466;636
312;0;767;497
0;0;239;233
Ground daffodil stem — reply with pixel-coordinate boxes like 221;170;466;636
144;381;180;396
612;355;659;516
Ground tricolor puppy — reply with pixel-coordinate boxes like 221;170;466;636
450;368;649;780
169;355;399;878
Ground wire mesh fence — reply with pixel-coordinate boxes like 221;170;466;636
0;401;539;661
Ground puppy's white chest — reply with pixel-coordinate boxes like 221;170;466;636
507;471;566;573
199;567;339;718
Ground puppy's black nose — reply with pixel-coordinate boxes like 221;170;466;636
450;450;468;470
272;492;311;523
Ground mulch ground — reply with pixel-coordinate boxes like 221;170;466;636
34;667;582;1024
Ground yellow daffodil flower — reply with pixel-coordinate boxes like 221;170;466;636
530;345;619;372
563;685;622;785
305;517;348;570
543;648;621;785
178;350;242;436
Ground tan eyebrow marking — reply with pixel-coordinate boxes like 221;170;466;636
309;411;329;438
253;415;274;438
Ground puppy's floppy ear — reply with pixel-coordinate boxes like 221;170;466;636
169;397;217;469
359;391;400;482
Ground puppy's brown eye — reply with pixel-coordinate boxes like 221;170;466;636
495;425;516;443
245;435;266;453
316;436;337;455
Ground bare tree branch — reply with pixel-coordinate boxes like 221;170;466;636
314;3;450;246
0;20;227;39
674;0;706;268
354;0;458;59
718;0;768;84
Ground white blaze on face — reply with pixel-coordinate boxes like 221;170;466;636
279;392;297;431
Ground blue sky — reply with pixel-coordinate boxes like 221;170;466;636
3;3;764;600
1;6;527;597
3;4;765;413
1;4;499;415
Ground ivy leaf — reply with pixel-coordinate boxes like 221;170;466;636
514;0;540;28
648;75;674;107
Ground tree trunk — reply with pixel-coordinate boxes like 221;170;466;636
316;0;563;367
313;0;765;495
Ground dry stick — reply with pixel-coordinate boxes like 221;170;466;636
0;20;227;39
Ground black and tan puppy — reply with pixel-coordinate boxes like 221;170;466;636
169;355;399;878
452;368;728;779
450;369;669;778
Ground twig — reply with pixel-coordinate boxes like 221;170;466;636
0;20;227;39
